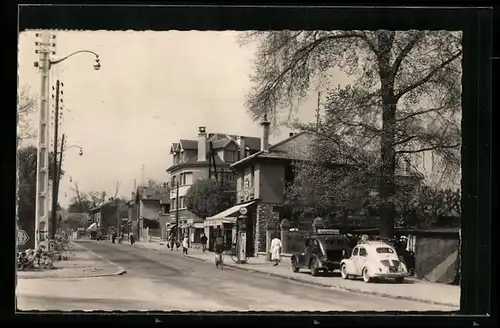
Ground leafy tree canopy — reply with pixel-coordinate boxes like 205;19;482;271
240;30;462;237
185;178;236;219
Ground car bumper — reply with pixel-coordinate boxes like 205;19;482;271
373;272;410;278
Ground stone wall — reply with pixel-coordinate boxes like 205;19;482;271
255;203;279;254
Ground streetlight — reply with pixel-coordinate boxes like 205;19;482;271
33;30;101;248
59;144;84;157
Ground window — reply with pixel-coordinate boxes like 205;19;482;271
184;172;193;185
376;247;395;254
250;165;255;186
180;173;184;185
359;248;367;257
171;198;176;210
224;150;238;162
352;248;359;256
180;196;185;209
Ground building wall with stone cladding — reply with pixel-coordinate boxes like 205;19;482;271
254;202;281;254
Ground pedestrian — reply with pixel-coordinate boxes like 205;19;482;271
111;229;117;244
182;235;189;255
129;231;135;245
200;233;208;253
270;234;282;266
214;231;225;269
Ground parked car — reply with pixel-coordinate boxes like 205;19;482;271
291;232;352;276
340;241;410;283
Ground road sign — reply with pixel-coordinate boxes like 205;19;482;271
17;230;29;245
239;207;248;215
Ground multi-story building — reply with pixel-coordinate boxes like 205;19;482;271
128;184;168;240
166;126;261;246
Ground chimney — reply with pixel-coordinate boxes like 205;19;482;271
260;115;270;152
237;136;246;160
289;132;294;138
197;126;207;161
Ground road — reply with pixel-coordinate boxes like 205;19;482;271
17;240;454;312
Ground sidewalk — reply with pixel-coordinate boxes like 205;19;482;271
17;242;125;279
134;239;460;308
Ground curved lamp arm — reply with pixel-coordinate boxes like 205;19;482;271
58;145;84;156
50;50;100;66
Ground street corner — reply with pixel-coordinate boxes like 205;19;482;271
18;242;126;280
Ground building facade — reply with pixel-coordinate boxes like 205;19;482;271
229;124;316;257
166;126;261;246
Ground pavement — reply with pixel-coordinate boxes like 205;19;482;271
16;241;125;280
134;240;460;308
16;239;458;312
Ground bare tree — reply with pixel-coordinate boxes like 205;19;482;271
17;86;37;141
240;30;462;237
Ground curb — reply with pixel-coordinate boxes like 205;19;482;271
72;242;127;277
184;255;459;308
19;242;127;280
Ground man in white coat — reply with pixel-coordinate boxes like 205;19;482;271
270;234;282;266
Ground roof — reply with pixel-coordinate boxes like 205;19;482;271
166;153;228;172
137;185;167;201
179;139;198;150
231;132;314;168
356;241;393;249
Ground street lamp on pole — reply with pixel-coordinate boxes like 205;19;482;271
59;145;84;157
33;30;101;248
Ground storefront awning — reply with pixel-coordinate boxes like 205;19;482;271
204;201;256;227
192;222;204;229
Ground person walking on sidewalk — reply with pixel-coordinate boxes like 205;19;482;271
270;234;282;266
129;231;136;245
214;231;225;269
168;233;175;250
200;233;208;252
182;235;189;255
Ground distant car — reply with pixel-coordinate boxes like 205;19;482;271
340;241;410;283
291;232;352;276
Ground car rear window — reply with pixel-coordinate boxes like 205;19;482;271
376;247;395;254
323;238;347;248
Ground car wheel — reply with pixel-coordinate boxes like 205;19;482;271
395;277;404;283
341;264;349;279
310;258;319;276
362;268;372;283
291;258;299;273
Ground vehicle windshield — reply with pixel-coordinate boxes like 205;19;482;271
376;247;395;254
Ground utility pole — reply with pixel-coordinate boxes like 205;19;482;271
34;31;55;249
141;165;145;186
55;134;66;212
50;79;61;241
175;181;180;241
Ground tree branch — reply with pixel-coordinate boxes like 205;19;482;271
391;32;424;78
396;143;460;154
395;106;450;122
257;31;367;114
395;50;462;100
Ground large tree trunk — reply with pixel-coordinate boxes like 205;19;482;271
377;32;397;238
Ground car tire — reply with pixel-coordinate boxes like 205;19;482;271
341;264;349;279
362;268;372;283
291;258;299;273
395;277;404;283
310;258;319;276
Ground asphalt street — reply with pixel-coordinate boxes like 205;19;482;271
17;240;455;312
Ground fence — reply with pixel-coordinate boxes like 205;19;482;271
149;228;162;239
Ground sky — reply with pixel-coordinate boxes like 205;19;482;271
18;30;350;207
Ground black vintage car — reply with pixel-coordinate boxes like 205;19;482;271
291;233;353;276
